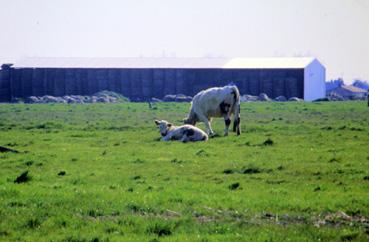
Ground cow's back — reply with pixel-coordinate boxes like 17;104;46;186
192;86;237;117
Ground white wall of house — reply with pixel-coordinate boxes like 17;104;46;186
304;59;326;101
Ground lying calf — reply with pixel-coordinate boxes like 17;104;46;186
155;119;208;142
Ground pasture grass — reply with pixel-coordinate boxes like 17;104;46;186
0;101;368;241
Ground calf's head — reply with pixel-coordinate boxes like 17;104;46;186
154;119;173;136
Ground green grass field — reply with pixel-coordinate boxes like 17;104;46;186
0;101;368;241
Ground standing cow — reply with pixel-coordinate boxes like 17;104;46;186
184;85;241;136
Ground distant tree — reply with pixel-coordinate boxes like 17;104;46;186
352;79;369;91
326;78;344;91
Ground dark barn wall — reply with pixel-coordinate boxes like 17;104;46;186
0;64;12;102
3;67;304;101
0;67;12;102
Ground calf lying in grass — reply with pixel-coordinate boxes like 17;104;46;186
155;119;208;142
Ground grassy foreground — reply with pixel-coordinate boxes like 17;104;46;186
0;101;368;241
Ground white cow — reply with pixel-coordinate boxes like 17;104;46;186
155;120;208;142
184;85;241;136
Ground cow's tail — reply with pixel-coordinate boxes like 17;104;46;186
231;86;241;135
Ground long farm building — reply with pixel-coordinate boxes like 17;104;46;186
0;57;326;102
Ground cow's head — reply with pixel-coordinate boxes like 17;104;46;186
154;119;173;137
183;111;198;126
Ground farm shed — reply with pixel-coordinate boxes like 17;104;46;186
327;85;367;99
0;57;325;102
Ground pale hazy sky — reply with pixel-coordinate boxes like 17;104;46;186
1;0;368;83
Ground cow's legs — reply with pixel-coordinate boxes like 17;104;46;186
180;134;190;143
233;103;241;135
161;136;171;141
224;115;231;136
161;133;174;141
197;113;214;136
235;116;241;135
232;114;240;135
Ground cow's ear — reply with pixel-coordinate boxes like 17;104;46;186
154;119;160;125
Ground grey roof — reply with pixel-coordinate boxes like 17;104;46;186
333;85;367;94
13;57;317;69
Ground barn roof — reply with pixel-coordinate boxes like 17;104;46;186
12;57;317;69
334;85;367;94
